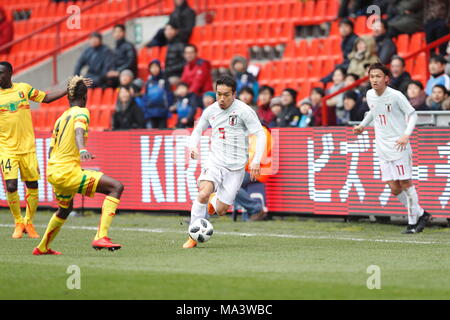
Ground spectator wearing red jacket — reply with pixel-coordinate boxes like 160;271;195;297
0;7;13;54
181;44;213;103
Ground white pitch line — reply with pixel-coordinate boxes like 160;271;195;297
0;223;447;245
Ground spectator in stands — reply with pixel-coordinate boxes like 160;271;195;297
338;0;372;18
106;24;137;88
257;85;275;127
169;82;197;128
269;97;282;128
297;101;314;128
406;80;428;111
202;91;215;108
119;69;135;87
321;18;358;84
0;7;13;54
389;55;411;95
275;89;301;127
146;0;196;47
424;0;450;56
372;19;397;65
341;90;368;124
446;43;450;75
426;54;450;96
387;0;424;37
130;78;147;111
163;23;186;84
230;56;259;102
309;87;332;126
74;32;114;88
180;44;213;101
426;84;450;110
326;67;346;124
113;86;145;130
143;60;173;129
238;87;257;112
347;36;379;79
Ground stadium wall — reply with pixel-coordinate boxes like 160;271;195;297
1;128;450;218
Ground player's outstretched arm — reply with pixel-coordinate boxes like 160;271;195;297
42;78;93;103
75;128;95;161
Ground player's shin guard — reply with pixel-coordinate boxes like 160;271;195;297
24;188;39;225
7;191;23;224
190;200;207;225
37;214;66;252
404;186;424;225
95;196;120;240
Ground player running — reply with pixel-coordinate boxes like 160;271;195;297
0;61;73;239
183;75;266;248
33;76;124;255
353;63;431;234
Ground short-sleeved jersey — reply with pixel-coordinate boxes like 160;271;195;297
191;99;263;170
0;82;46;155
48;106;90;173
366;87;416;161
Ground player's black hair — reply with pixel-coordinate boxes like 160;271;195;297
391;55;405;67
339;18;354;29
407;80;423;90
184;44;198;52
68;76;87;102
0;61;13;73
114;24;126;32
368;62;391;77
238;86;254;98
430;54;447;65
216;75;237;93
259;85;275;97
433;84;448;95
311;87;325;97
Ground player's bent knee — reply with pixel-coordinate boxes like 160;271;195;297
114;181;124;196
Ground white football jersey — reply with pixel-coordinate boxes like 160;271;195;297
190;99;263;170
365;87;416;161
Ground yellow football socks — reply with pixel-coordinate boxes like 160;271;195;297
24;188;39;225
37;214;66;252
7;191;23;224
95;196;120;240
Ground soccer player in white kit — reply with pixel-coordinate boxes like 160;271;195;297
353;63;431;234
183;76;266;248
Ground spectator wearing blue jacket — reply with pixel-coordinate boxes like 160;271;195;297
169;82;198;128
230;55;259;103
142;60;174;129
425;54;450;96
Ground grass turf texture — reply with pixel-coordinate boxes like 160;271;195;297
1;210;450;300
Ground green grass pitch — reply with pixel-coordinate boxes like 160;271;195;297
1;210;450;300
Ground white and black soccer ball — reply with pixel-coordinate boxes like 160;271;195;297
189;218;213;243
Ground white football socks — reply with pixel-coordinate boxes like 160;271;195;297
190;200;207;225
404;186;424;225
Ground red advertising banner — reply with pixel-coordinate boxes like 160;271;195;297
1;128;449;218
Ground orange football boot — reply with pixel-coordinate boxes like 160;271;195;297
92;237;122;251
182;237;197;248
25;224;40;238
32;247;62;255
12;223;25;239
207;193;216;215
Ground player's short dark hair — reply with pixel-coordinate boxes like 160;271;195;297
68;76;87;101
216;75;237;93
311;87;325;97
391;55;405;67
184;44;197;52
368;62;391;77
433;84;448;95
339;18;354;29
407;80;424;90
114;24;126;32
259;85;275;97
430;54;447;65
238;86;254;97
0;61;13;73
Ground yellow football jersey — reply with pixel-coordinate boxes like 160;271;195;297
0;82;46;155
48;106;90;173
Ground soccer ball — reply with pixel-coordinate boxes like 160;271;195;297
189;218;213;243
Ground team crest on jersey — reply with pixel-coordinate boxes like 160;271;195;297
385;104;392;112
18;91;24;99
229;114;238;126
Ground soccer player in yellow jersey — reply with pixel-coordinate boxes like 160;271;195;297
33;76;124;255
0;61;72;239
